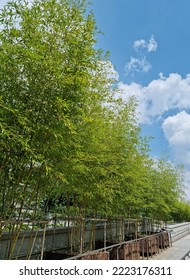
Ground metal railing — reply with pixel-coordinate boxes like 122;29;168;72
181;250;190;260
172;227;190;242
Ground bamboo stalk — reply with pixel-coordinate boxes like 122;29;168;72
40;223;47;260
104;221;107;250
26;222;35;260
15;233;26;260
28;229;39;260
80;218;83;254
8;221;23;260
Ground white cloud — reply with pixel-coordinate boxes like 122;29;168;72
126;35;157;76
125;57;151;75
118;73;190;123
162;111;190;163
162;111;190;145
133;35;158;53
133;39;147;52
147;35;158;52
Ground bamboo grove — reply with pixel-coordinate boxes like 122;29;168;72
0;0;190;223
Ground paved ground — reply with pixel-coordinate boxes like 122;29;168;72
150;234;190;260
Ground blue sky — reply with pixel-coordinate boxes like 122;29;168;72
1;0;190;198
92;0;190;198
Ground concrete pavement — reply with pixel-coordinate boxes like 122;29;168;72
150;234;190;260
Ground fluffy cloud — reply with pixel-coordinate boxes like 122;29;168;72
118;73;190;123
162;111;190;164
125;35;158;76
125;57;151;75
133;35;158;53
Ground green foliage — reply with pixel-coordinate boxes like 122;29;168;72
171;200;190;222
0;0;101;219
0;0;188;223
141;157;185;220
